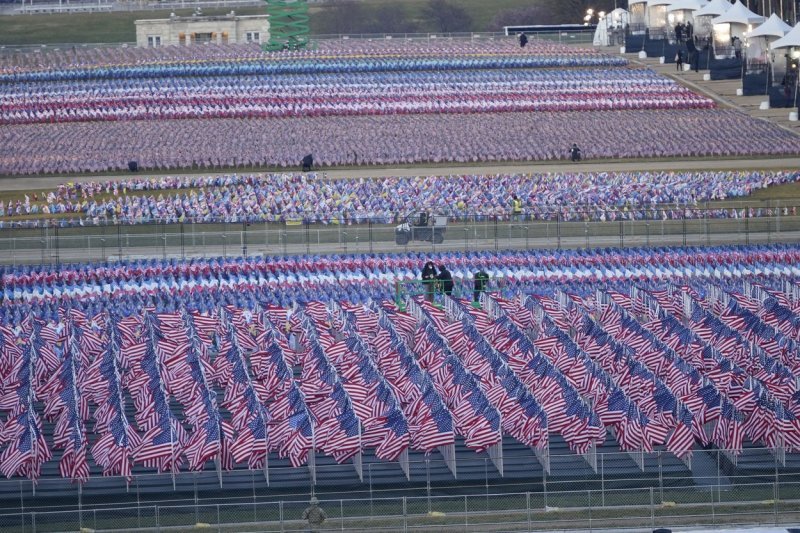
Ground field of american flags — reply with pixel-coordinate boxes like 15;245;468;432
2;245;800;530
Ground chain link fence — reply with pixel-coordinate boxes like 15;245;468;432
0;205;798;265
0;449;796;531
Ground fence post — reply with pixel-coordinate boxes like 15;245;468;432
426;458;431;514
279;500;284;532
40;226;46;265
774;482;779;525
155;505;159;533
543;469;548;509
556;211;561;249
682;211;687;247
242;221;248;257
340;499;344;531
600;454;605;507
180;223;185;260
368;220;373;254
619;219;624;248
584;222;589;249
658;451;663;503
54;225;60;266
306;221;311;255
646;221;650;247
161;222;167;260
464;494;468;529
745;208;750;245
526;491;531;531
216;505;220;533
117;224;122;260
368;463;374;518
710;486;715;526
402;496;407;532
649;487;654;528
588;490;592;531
31;511;35;533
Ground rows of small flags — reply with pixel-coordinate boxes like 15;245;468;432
5;250;800;483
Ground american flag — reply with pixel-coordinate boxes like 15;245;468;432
297;313;363;463
374;308;454;453
129;312;186;473
42;322;90;483
85;314;140;479
0;324;51;482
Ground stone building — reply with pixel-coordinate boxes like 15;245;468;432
135;13;270;47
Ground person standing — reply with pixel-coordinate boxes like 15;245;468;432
510;194;523;221
437;265;454;296
302;497;327;533
473;270;489;303
676;50;684;71
421;261;437;302
569;143;582;162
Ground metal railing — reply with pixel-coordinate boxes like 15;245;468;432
0;448;796;532
0;205;797;265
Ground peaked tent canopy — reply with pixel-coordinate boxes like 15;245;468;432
594;8;630;46
748;13;792;38
711;0;764;25
771;22;800;49
667;0;708;12
693;0;732;17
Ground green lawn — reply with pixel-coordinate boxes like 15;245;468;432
0;7;268;45
0;0;535;45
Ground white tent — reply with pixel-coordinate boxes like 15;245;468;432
693;0;731;35
646;0;675;30
628;0;648;30
770;21;800;49
693;0;732;17
747;13;792;59
711;0;764;25
667;0;708;24
593;8;631;46
712;0;764;56
749;12;792;38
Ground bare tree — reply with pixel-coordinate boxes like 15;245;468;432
312;0;372;35
423;0;474;33
369;4;420;34
489;6;557;31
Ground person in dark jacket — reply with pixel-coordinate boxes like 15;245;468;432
569;143;582;162
473;270;489;303
437;265;454;295
421;261;437;302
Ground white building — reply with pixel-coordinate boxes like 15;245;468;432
135;13;270;48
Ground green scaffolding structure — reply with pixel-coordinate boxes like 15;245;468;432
264;0;310;51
